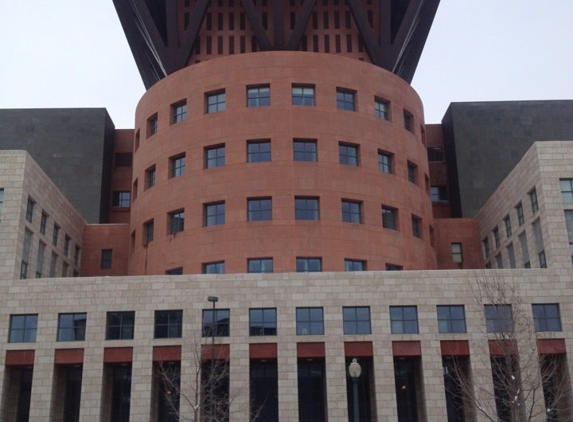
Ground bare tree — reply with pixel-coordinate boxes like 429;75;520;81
445;272;572;422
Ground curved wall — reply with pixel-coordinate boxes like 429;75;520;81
129;51;435;274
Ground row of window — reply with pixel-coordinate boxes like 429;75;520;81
142;85;415;139
9;302;561;344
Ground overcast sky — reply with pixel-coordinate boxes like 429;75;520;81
1;0;571;128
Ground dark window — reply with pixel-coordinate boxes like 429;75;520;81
203;261;225;274
64;236;71;256
411;216;422;238
336;88;355;111
296;307;324;335
101;249;112;270
9;314;38;343
437;305;466;333
205;202;225;226
482;237;490;259
342;200;362;223
504;215;512;238
40;211;48;235
386;264;403;271
493;227;500;248
249;308;277;336
516;202;524;226
344;259;365;271
293;139;317;162
170;154;186;178
560;179;573;204
430;186;448;202
407;162;417;184
247;140;271;163
247;85;270;107
26;198;35;223
112;191;131;208
172;101;187;123
202;309;230;337
403;110;413;132
248;258;273;273
390;306;418;334
148;114;158;136
484;304;513;333
0;188;4;214
298;361;326;422
343;306;371;334
339;143;359;166
292;85;315;106
146;165;156;188
58;313;87;341
166;267;182;275
529;188;538;213
452;243;463;263
144;220;154;244
206;90;226;113
519;232;530;268
169;210;185;234
154;310;183;338
53;224;60;246
375;98;389;120
106;311;135;340
532;304;562;332
296;257;322;272
205;145;225;168
295;197;319;220
248;198;272;221
378;151;393;173
382;206;397;230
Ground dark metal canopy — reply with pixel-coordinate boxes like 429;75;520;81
114;0;440;89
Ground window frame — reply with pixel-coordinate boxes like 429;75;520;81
295;197;320;221
407;162;418;184
403;110;414;132
532;304;562;332
203;261;225;274
101;249;112;270
336;88;356;111
249;308;277;336
339;143;359;166
529;188;539;213
247;85;271;107
106;311;136;340
296;307;324;335
169;209;185;234
374;98;389;120
378;150;393;174
170;154;186;178
343;306;371;335
248;258;274;273
293;139;317;162
206;90;226;113
344;259;365;271
146;165;156;189
516;202;525;226
382;206;398;230
112;191;131;208
147;113;158;137
341;199;362;224
205;144;226;169
26;198;35;223
560;179;573;204
57;312;87;342
292;85;315;106
154;309;183;339
451;243;463;264
247;197;272;221
9;314;38;343
296;257;322;272
390;306;418;334
204;202;225;226
484;304;513;333
411;215;422;238
202;309;230;337
172;100;187;124
437;305;466;333
247;140;271;163
144;219;154;244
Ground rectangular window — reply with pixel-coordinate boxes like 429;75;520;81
293;139;317;162
296;307;324;335
382;206;397;230
292;85;315;106
206;90;226;113
295;197;319;220
495;253;503;269
40;211;48;235
344;259;365;271
516;202;524;226
146;165;156;188
296;257;322;272
36;241;45;278
74;245;81;267
378;150;393;174
204;202;225;226
493;227;500;248
452;243;463;263
519;232;530;268
532;219;546;268
20;229;32;279
336;88;355;111
247;140;271;163
58;313;87;341
482;237;490;259
50;252;57;277
403;110;413;132
430;186;448;202
249;308;277;336
26;197;35;223
106;311;135;340
144;220;154;244
112;191;131;208
203;261;225;274
390;306;418;334
202;309;230;337
63;235;71;256
9;314;38;343
166;267;183;275
343;306;371;334
205;145;226;168
374;98;389;120
247;198;272;221
411;216;422;238
407;162;417;184
437;305;466;333
386;264;403;271
61;262;69;277
169;210;185;234
339;143;359;166
248;258;273;273
565;210;573;264
101;249;112;270
170;154;186;178
172;101;187;124
247;85;270;107
484;304;513;333
341;200;362;223
560;179;573;204
504;215;512;238
507;243;516;268
0;188;3;214
148;114;158;137
532;304;562;332
529;188;538;213
154;310;183;339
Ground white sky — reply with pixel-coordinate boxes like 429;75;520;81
0;0;572;128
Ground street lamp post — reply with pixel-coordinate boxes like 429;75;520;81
348;358;362;422
207;296;219;422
